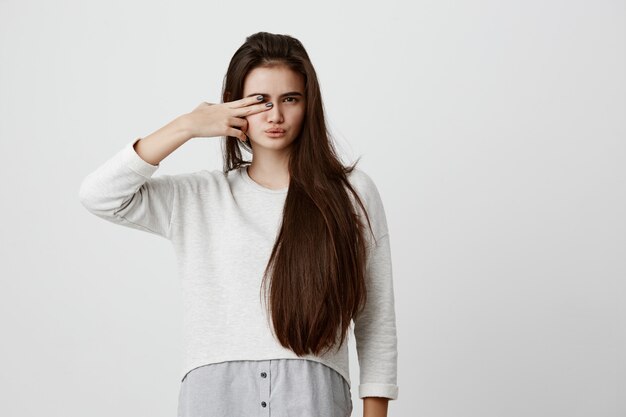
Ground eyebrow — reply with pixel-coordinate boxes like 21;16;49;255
245;91;304;98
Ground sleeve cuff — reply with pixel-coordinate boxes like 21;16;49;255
122;138;160;178
359;383;399;400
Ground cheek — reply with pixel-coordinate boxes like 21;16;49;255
295;110;306;126
287;106;305;121
245;114;263;129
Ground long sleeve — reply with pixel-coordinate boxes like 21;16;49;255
353;232;399;400
78;138;178;240
351;171;399;400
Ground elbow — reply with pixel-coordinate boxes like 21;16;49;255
78;176;96;211
78;175;109;215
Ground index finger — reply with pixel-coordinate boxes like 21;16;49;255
229;94;265;108
232;97;274;118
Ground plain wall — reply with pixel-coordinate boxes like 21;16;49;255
0;0;624;416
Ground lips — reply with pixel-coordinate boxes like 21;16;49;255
265;128;285;133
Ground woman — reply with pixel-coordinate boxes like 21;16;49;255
79;31;398;417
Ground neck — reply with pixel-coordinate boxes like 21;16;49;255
247;149;291;190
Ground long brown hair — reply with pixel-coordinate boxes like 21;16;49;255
220;31;378;357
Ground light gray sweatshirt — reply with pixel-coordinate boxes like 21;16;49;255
78;138;399;400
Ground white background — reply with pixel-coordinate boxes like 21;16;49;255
1;1;624;416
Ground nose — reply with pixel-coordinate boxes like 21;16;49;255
266;102;284;123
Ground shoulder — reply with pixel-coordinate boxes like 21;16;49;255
346;166;380;196
158;168;234;195
345;166;389;240
346;166;386;212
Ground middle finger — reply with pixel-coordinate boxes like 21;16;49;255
234;101;274;118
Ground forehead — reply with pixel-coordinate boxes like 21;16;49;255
243;65;304;95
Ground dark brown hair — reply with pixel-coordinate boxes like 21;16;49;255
220;31;377;356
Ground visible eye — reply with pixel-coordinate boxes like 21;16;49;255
284;97;299;103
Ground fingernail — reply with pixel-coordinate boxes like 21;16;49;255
265;102;273;107
257;95;264;101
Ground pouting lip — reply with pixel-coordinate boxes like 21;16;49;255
265;128;286;133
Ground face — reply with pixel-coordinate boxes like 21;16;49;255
242;65;306;153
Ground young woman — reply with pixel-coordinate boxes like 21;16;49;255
79;31;398;417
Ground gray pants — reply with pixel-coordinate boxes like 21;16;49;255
177;358;353;417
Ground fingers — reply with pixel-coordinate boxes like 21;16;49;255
228;127;247;142
230;94;265;108
232;101;273;118
228;117;248;142
229;116;247;129
228;95;273;116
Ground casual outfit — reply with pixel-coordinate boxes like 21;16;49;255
79;138;399;415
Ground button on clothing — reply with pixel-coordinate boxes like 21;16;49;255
178;358;353;417
79;138;399;401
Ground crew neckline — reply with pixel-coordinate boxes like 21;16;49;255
239;166;289;194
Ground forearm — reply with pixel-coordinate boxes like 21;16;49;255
133;115;193;166
363;397;389;417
